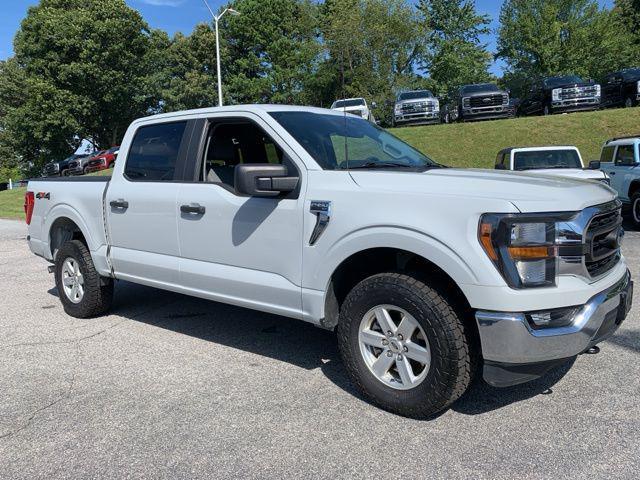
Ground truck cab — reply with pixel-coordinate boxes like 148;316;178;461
599;136;640;226
495;146;609;183
330;98;375;123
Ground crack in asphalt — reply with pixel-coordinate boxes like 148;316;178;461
0;299;179;441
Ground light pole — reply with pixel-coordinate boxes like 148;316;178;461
201;1;240;107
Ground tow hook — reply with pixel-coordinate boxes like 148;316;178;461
583;346;600;355
47;265;55;274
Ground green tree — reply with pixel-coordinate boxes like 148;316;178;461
321;0;427;123
2;0;165;173
615;0;640;51
417;0;493;98
497;0;636;95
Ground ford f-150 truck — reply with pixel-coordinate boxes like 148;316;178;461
25;105;632;418
495;146;610;183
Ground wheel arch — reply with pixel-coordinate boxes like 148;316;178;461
45;205;98;261
628;179;640;199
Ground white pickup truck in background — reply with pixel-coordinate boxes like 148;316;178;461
25;105;632;418
330;97;375;123
495;146;610;183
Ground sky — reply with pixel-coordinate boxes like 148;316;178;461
0;0;615;77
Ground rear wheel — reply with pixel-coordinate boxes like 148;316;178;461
630;193;640;230
543;104;551;116
55;240;113;318
337;273;474;418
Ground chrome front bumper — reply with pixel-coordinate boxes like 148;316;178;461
476;270;632;385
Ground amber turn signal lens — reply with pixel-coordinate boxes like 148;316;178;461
479;222;498;260
507;246;556;260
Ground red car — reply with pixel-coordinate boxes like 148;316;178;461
85;146;120;173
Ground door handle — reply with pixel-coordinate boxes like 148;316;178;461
110;199;129;209
180;203;206;215
609;172;616;175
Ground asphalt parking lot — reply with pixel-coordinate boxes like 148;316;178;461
0;218;638;479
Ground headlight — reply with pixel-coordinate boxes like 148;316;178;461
594;84;601;97
433;100;440;111
637;80;640;93
552;88;562;101
478;213;575;289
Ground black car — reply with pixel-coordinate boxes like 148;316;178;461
519;75;601;116
43;154;85;177
445;83;514;122
601;68;640;109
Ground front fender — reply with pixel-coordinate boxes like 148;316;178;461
308;226;481;293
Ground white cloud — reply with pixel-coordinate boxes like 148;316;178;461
138;0;186;6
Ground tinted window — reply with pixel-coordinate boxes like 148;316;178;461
125;122;187;181
543;76;584;88
398;91;433;101
460;84;500;94
615;145;636;166
513;150;582;170
600;146;615;162
332;99;365;108
270;111;438;170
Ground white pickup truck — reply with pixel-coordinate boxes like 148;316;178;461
25;105;632;418
495;146;610;183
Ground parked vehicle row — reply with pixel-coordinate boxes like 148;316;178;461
25;104;632;419
42;146;119;177
380;67;640;128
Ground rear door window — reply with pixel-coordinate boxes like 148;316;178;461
125;121;188;181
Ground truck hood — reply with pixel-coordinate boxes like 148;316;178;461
350;168;616;213
519;168;606;181
333;106;367;113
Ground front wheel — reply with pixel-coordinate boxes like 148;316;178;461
337;273;474;418
625;96;635;108
543;104;551;116
55;240;114;318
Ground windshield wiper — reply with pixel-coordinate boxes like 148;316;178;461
342;162;416;170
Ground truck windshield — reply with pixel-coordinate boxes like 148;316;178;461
544;76;584;88
269;111;439;171
460;84;500;94
398;91;433;101
513;150;582;171
332;99;365;108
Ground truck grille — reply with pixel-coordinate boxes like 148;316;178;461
468;94;507;108
401;102;433;113
585;206;622;278
560;86;599;100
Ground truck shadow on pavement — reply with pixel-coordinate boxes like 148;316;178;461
49;280;576;418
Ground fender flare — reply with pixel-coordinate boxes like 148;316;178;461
309;226;481;294
42;203;100;260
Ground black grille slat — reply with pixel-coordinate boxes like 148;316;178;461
469;94;505;108
585;206;622;277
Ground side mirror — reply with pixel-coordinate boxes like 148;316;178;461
234;164;298;197
371;101;377;108
588;160;601;170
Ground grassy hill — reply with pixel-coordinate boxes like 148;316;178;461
392;106;640;168
1;107;639;220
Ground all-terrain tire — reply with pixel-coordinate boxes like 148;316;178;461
337;272;474;419
54;240;114;318
630;193;640;230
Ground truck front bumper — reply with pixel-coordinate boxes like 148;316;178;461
476;269;632;387
551;97;600;113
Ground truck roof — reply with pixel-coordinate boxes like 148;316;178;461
132;104;345;125
605;135;640;145
498;146;579;155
